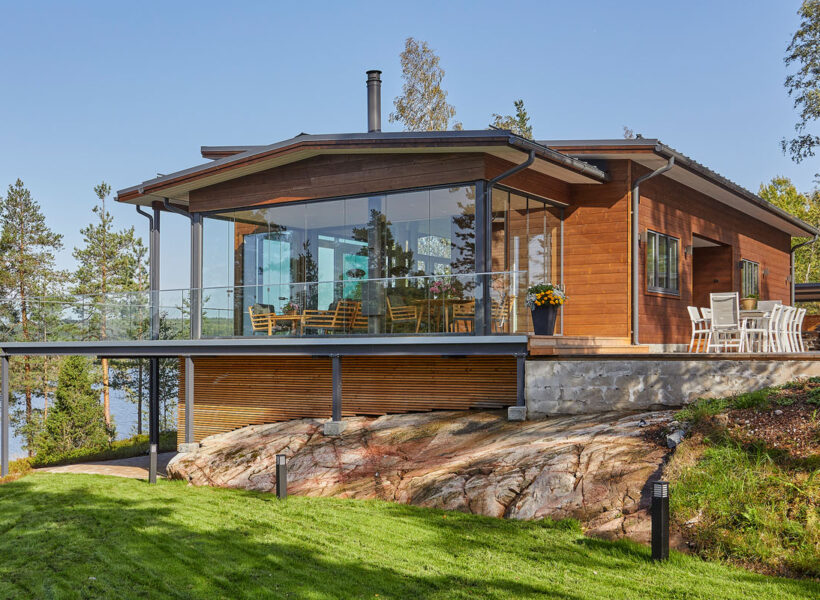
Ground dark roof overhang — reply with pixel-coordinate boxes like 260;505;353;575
116;131;608;206
541;139;818;238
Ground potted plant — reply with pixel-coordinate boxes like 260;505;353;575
429;279;455;299
526;283;566;335
740;293;758;311
282;300;300;315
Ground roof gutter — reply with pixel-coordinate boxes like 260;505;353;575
790;234;818;305
652;143;818;238
507;136;608;182
631;157;675;345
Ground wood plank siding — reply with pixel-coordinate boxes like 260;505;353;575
189;153;487;212
636;163;792;345
178;355;516;443
562;161;631;337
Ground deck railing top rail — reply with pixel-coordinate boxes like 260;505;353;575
0;270;544;343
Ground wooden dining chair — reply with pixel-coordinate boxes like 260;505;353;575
451;299;475;332
248;304;277;336
386;295;418;333
302;300;359;334
491;296;512;333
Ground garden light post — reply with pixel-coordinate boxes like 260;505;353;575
276;454;287;500
1;355;8;478
651;480;670;561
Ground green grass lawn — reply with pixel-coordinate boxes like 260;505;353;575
0;474;817;599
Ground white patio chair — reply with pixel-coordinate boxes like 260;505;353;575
743;311;769;353
687;306;710;353
779;306;797;352
707;292;745;352
794;307;807;353
766;304;784;352
757;300;782;312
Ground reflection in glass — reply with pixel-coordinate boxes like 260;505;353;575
202;185;477;336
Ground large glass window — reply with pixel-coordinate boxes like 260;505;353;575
202;185;476;335
646;230;679;294
741;259;759;297
490;187;563;334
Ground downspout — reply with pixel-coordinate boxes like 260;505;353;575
790;234;818;305
484;149;535;334
631;157;674;345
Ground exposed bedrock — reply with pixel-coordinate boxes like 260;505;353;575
168;410;673;541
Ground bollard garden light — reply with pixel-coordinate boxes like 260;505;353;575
276;454;287;500
651;481;670;561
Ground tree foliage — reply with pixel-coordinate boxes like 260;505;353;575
389;38;458;131
783;0;820;178
0;179;65;453
73;182;147;427
490;100;533;139
759;176;820;283
33;356;110;461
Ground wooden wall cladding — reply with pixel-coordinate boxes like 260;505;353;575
561;161;631;337
188;153;487;212
178;355;516;444
637;164;792;345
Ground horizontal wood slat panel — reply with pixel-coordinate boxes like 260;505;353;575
178;355;516;444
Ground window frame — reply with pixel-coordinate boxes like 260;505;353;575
645;230;680;296
741;259;760;298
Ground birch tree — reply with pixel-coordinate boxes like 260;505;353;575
759;176;820;283
389;38;458;131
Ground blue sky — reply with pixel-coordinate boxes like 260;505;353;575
0;0;816;288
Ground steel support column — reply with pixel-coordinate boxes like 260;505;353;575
148;356;159;484
331;354;342;422
190;212;203;340
1;356;8;478
475;180;491;335
515;353;526;407
149;203;161;484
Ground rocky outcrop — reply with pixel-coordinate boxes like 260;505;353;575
168;410;673;541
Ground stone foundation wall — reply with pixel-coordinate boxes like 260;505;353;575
526;358;820;417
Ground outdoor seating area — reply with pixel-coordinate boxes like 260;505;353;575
688;292;807;353
245;294;515;337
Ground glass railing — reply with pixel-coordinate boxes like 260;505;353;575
0;271;561;342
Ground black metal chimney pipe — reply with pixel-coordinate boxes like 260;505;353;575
366;70;382;132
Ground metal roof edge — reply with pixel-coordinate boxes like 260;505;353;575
651;142;818;237
116;131;606;201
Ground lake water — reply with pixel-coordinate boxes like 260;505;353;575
8;389;171;460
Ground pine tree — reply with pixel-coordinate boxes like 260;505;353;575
110;239;150;433
73;182;145;427
0;179;64;454
33;355;110;460
389;38;458;131
490;100;533;139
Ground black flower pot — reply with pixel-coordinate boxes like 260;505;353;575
531;304;558;335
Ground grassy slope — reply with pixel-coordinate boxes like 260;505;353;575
669;384;820;579
0;474;816;600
